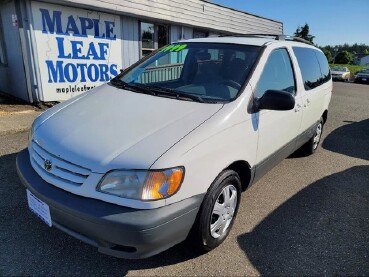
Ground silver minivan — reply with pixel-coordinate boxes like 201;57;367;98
17;35;332;259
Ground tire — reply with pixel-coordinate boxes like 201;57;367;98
299;117;324;155
190;170;241;252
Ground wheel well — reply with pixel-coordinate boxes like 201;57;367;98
226;161;252;191
322;110;328;124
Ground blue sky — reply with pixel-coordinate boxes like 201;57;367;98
212;0;369;46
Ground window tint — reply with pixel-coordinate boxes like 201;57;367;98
315;50;331;84
254;48;296;99
293;47;323;90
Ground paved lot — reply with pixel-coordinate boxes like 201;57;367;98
0;92;41;135
0;82;368;276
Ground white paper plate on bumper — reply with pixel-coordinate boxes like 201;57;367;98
27;189;52;227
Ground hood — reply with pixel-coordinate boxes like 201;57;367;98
33;84;223;173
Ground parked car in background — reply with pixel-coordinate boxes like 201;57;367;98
17;35;332;259
330;66;351;82
354;68;369;84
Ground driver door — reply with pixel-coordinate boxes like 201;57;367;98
253;48;303;181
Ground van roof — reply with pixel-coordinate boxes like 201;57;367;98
182;35;314;47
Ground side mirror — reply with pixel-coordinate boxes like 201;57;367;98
120;68;125;73
256;90;295;111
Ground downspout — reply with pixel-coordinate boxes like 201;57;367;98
16;0;43;103
25;0;43;102
14;0;34;103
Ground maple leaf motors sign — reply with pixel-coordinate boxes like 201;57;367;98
31;2;122;101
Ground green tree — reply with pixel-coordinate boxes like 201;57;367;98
294;23;315;43
322;48;332;63
335;50;353;64
364;49;369;55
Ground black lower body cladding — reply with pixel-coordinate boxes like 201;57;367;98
16;148;203;259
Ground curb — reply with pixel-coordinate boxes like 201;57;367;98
0;111;41;136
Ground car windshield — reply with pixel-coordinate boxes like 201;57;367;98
117;43;261;103
331;67;347;72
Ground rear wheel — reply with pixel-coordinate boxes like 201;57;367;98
191;170;241;252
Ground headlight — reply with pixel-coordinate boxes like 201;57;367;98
97;167;184;201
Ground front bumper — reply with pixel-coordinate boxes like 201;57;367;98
16;149;203;259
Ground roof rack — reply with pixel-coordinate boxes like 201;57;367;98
219;34;313;45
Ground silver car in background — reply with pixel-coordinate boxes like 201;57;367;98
330;66;351;82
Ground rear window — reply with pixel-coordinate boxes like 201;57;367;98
315;50;331;84
293;47;330;90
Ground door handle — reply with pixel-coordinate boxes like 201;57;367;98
306;98;311;107
295;104;301;112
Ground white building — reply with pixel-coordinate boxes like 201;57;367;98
0;0;283;103
360;55;369;66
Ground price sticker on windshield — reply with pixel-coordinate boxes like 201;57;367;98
160;44;187;52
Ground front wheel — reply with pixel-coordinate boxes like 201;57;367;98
191;170;241;252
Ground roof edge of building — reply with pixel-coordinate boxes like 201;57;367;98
200;0;282;25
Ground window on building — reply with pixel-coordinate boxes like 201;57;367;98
0;16;6;65
193;30;209;39
141;22;155;56
158;25;168;49
140;22;169;57
254;48;296;99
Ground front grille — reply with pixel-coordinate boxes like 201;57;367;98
29;140;91;187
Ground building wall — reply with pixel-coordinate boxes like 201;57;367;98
1;0;282;102
0;1;29;101
360;55;369;66
29;1;123;101
55;0;283;35
170;26;194;43
122;17;140;69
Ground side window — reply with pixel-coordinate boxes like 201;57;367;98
254;48;296;99
315;50;331;84
293;47;322;90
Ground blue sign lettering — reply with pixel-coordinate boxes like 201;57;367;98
46;61;118;83
41;8;120;85
40;9;64;35
39;8;117;40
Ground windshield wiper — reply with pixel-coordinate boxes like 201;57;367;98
110;78;127;88
136;84;204;103
110;80;205;103
109;79;156;96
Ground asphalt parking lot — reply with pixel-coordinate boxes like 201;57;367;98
0;82;368;276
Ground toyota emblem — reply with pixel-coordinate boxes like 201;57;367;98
44;159;52;171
